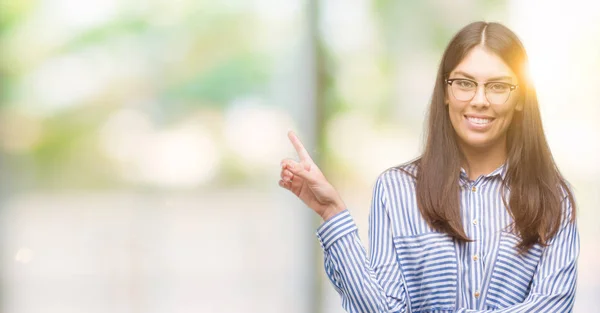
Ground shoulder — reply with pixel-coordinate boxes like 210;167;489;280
374;160;420;196
379;159;419;182
373;160;425;230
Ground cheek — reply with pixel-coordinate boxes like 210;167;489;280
447;101;466;124
490;108;518;138
495;102;519;125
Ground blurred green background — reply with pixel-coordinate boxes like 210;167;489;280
0;0;598;312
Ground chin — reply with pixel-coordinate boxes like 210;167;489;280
459;133;497;149
464;141;493;149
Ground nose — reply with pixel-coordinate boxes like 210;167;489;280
470;85;489;108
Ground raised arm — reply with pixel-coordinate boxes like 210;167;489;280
279;131;408;312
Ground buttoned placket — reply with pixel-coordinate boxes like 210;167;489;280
468;177;484;306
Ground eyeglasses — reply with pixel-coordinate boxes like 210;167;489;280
446;78;518;105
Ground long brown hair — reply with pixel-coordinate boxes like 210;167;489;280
413;21;575;253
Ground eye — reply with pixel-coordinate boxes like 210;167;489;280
456;80;475;89
488;83;510;92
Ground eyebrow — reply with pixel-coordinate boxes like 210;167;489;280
452;71;514;83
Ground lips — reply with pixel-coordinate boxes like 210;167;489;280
466;116;493;125
464;114;495;130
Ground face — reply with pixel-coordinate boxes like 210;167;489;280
446;46;521;151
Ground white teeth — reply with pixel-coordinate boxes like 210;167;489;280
467;117;492;125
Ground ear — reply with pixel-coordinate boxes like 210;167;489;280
515;101;523;111
514;86;524;111
444;79;450;105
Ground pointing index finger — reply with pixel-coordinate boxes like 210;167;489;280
288;130;313;163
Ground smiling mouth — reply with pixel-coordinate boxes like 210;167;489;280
465;115;494;125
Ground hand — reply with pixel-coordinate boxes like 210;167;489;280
279;130;346;221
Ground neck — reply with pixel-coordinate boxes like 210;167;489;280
460;137;507;181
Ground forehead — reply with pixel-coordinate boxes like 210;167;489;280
451;46;517;81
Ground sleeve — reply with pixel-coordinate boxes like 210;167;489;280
315;175;409;313
456;195;580;313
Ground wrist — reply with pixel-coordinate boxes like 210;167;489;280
321;202;346;221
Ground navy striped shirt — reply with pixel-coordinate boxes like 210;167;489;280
316;163;579;313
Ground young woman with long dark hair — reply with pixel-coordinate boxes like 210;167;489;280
279;21;578;312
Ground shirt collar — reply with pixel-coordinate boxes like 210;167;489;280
487;163;508;180
460;162;507;184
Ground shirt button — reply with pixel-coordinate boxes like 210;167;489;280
471;186;477;192
473;254;479;261
474;291;480;298
472;219;478;225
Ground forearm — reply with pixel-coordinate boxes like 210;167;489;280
318;210;408;313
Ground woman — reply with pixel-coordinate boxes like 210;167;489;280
279;21;579;313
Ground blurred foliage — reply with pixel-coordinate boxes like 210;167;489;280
0;0;34;35
61;18;150;52
164;53;270;107
0;1;274;189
